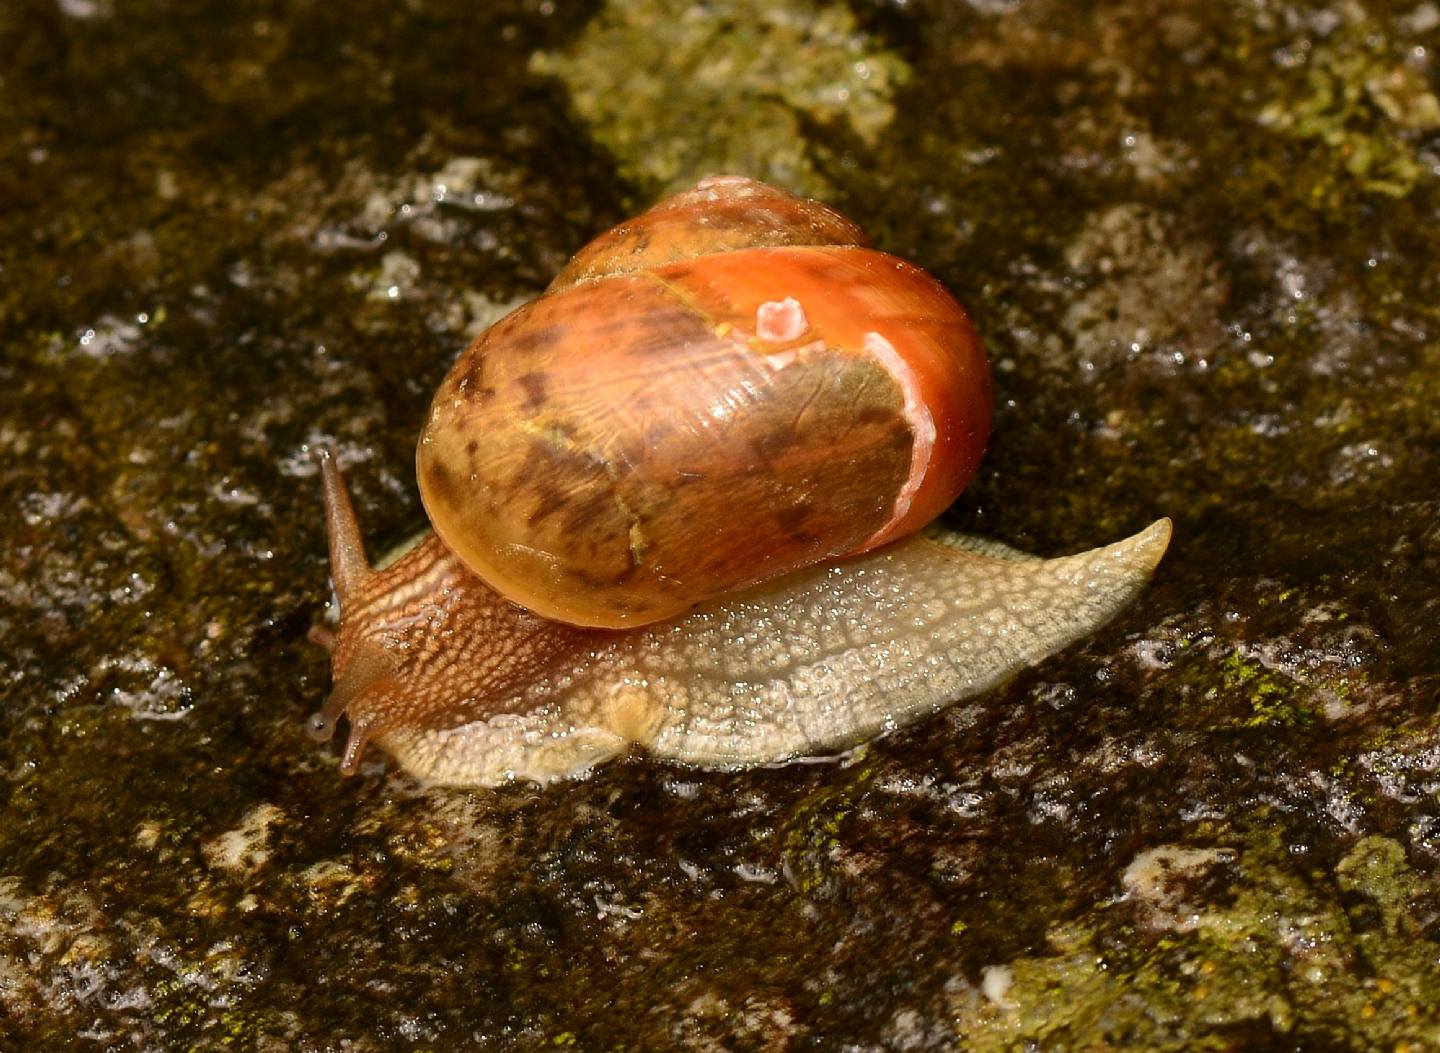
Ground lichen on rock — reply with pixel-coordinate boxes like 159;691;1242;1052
529;0;911;197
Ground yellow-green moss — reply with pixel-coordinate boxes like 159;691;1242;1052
530;0;910;198
947;831;1440;1050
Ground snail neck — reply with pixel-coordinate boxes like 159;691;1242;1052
309;447;603;774
320;531;601;774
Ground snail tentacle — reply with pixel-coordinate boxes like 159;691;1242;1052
314;444;372;606
306;642;394;736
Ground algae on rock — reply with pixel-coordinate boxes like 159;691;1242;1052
947;832;1440;1051
530;0;910;198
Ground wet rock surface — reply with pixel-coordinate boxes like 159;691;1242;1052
1;0;1437;1048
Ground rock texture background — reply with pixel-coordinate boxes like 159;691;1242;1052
1;0;1438;1049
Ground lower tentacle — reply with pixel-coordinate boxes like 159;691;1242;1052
311;678;399;773
339;716;376;776
308;643;398;766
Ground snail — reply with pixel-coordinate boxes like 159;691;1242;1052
306;175;1171;786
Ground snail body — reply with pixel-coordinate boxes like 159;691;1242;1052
308;177;1170;786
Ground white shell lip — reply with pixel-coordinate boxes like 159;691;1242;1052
858;330;936;549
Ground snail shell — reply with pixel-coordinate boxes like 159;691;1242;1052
306;177;1170;785
417;175;990;628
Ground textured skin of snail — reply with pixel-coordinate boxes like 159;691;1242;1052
309;450;1169;786
305;176;1171;786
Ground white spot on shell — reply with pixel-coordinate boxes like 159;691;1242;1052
756;297;808;343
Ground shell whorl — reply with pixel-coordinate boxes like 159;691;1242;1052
418;241;990;628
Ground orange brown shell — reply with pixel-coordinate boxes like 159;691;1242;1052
417;177;991;628
548;174;871;289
